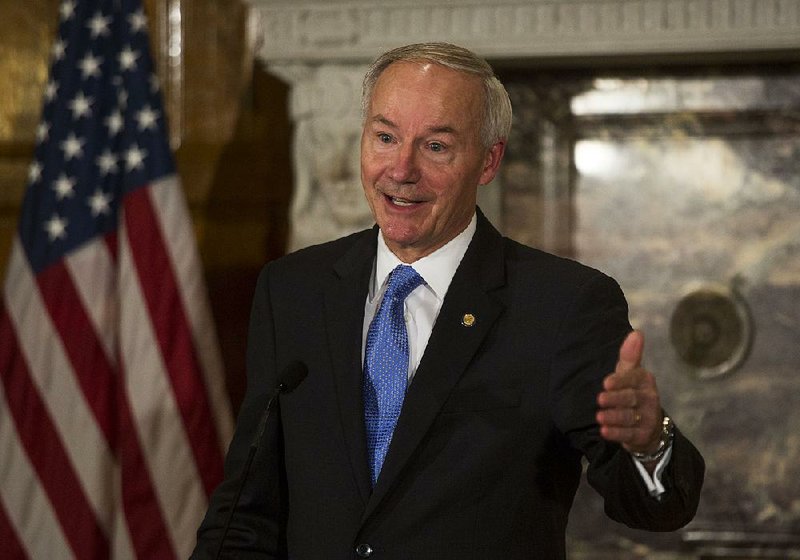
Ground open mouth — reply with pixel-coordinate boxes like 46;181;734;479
386;194;420;207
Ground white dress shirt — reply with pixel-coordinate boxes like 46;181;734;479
362;215;476;382
361;213;670;496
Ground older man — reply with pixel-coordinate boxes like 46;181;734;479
192;42;704;560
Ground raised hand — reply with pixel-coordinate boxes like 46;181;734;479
596;330;663;457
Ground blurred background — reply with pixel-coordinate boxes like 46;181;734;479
1;1;798;558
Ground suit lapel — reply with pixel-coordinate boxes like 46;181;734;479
363;212;507;520
324;228;378;506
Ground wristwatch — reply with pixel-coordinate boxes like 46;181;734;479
631;414;674;464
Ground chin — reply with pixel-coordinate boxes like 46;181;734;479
380;223;420;246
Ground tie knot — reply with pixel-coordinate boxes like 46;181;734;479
385;264;424;302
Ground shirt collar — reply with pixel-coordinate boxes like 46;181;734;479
372;213;477;301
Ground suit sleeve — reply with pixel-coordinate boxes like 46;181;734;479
191;265;288;559
549;272;705;531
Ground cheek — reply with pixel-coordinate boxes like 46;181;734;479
426;171;463;200
359;163;376;194
360;153;381;184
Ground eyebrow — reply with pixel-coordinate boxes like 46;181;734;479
370;114;458;136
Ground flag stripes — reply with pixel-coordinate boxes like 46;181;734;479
8;242;120;525
0;382;73;558
115;191;217;557
0;497;27;559
115;382;176;560
0;0;233;557
147;176;233;457
123;186;224;497
37;259;119;447
64;235;118;361
0;313;110;558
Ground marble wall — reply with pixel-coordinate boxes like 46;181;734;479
501;66;800;559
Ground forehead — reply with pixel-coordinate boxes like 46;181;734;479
368;61;484;127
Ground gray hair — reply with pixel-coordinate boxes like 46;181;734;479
361;42;513;149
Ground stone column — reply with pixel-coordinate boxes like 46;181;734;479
269;64;374;251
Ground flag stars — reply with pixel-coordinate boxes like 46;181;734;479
96;150;118;176
52;39;67;62
52;174;76;200
45;214;68;241
28;162;43;184
129;9;148;32
105;109;124;136
125;145;147;171
60;133;85;161
79;53;103;80
119;46;139;72
136;106;159;131
36;122;50;143
44;80;58;102
87;11;112;38
68;92;93;119
88;189;112;217
59;0;76;22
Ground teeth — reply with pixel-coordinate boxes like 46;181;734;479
391;196;415;206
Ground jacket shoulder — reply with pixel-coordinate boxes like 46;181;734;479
268;227;375;276
501;236;617;289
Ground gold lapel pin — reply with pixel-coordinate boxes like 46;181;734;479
461;313;476;327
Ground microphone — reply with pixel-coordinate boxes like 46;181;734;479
249;361;308;450
215;361;308;560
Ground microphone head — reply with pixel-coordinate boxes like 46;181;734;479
278;361;308;394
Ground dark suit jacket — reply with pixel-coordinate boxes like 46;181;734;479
192;210;704;560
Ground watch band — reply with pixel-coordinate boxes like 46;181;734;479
631;414;674;464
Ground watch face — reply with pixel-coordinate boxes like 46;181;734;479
669;283;753;380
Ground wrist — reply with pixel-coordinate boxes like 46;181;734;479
630;414;674;464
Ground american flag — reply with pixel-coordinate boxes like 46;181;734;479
0;0;233;557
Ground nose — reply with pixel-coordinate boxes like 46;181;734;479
387;142;420;184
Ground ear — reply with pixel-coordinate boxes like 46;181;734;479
478;140;507;186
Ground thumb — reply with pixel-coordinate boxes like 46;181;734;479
616;330;644;374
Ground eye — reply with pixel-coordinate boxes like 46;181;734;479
378;133;393;144
428;141;445;153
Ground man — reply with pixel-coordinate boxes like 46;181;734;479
192;43;704;559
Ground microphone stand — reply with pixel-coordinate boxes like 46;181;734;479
214;362;307;559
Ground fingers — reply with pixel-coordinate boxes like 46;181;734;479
596;386;639;409
596;406;641;428
596;371;658;430
596;399;661;453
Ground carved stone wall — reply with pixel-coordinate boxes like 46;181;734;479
246;0;800;251
270;63;372;251
251;0;800;62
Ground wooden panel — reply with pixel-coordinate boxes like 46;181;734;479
0;0;59;280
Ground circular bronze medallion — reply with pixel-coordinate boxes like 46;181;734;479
669;284;753;380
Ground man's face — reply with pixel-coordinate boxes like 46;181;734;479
360;61;505;262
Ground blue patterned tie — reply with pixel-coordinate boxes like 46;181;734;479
363;264;424;487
